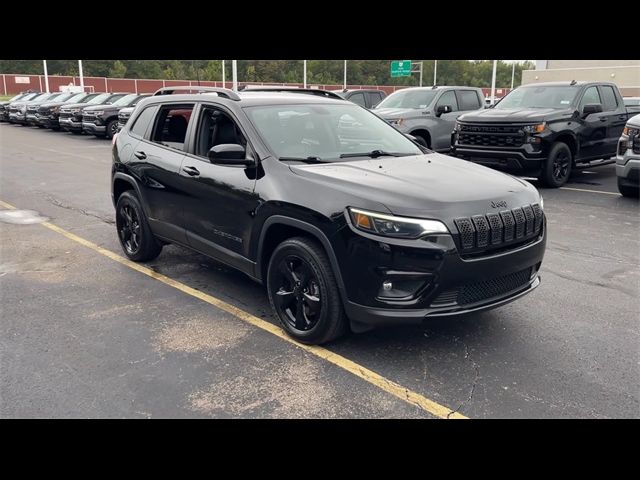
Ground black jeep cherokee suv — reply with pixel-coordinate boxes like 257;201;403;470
112;86;546;344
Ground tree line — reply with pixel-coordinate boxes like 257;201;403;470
0;60;534;87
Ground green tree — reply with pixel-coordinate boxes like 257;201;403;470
109;60;127;78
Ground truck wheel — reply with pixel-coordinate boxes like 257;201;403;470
540;142;572;187
617;178;639;198
105;119;118;139
412;134;430;149
267;237;347;345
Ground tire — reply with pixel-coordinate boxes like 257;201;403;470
540;142;572;187
267;237;347;345
412;133;430;149
618;178;639;198
105;119;118;139
115;191;162;262
71;129;82;135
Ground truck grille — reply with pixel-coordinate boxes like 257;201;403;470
458;123;525;147
118;113;131;128
83;113;97;122
453;203;543;255
430;267;532;307
59;111;72;119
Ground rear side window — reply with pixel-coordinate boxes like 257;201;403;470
600;86;618;111
151;104;195;151
130;106;157;138
368;91;384;107
457;90;481;110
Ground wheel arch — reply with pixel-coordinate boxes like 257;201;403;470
552;132;579;162
409;128;432;149
112;172;147;214
256;216;348;305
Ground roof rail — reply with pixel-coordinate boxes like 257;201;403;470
238;87;344;100
153;86;241;101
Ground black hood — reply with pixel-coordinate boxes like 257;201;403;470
83;104;120;113
458;107;574;123
289;153;540;224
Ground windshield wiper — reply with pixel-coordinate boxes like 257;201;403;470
279;156;325;164
340;150;402;159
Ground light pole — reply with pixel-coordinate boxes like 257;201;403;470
511;61;516;90
433;60;437;86
232;60;238;91
78;60;85;91
43;60;50;93
303;60;307;88
490;60;498;105
221;60;225;88
343;60;347;90
419;61;423;87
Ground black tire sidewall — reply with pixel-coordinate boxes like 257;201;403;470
106;119;118;139
543;142;572;187
617;178;639;197
115;191;161;261
267;239;342;344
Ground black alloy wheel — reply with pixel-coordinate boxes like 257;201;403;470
273;254;322;331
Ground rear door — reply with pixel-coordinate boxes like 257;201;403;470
127;102;196;243
366;91;385;109
348;91;367;108
598;84;627;155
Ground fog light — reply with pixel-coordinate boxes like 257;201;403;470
382;281;393;291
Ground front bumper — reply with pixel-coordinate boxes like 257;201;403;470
451;142;545;174
59;117;83;131
36;114;59;128
0;110;9;121
333;216;547;331
82;122;106;135
9;112;27;124
26;112;39;125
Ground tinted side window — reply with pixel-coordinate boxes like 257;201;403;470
600;86;618;111
580;86;601;109
194;105;248;159
349;92;366;107
130;106;157;138
369;91;383;107
436;90;458;111
151;104;195;151
458;90;481;111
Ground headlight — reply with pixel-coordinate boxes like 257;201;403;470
454;121;461;131
522;123;546;134
388;118;404;127
90;111;103;116
51;106;59;113
623;126;639;137
20;106;26;113
71;108;81;114
347;207;449;239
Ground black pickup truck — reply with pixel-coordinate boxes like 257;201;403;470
451;81;634;186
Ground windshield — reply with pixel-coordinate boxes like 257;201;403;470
65;93;87;103
496;85;580;109
112;94;140;107
245;103;423;162
375;89;438;109
16;93;37;101
86;93;112;105
51;93;75;102
32;93;56;102
9;93;28;101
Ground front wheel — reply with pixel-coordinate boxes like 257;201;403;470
267;237;347;345
540;142;572;187
618;178;639;198
115;191;162;262
105;119;118;139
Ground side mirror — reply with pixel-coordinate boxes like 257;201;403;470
582;103;603;117
405;133;428;148
208;144;253;166
436;105;452;116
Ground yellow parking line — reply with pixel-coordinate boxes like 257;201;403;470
0;198;467;419
559;187;620;196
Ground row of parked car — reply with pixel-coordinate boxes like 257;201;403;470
0;90;147;139
2;82;639;196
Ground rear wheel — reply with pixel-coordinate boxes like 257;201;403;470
618;178;639;198
71;129;82;135
540;142;572;187
115;191;162;261
267;237;347;344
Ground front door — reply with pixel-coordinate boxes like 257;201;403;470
432;90;460;151
576;86;608;161
598;84;627;156
180;103;259;272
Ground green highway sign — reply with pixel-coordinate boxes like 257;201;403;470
391;60;412;77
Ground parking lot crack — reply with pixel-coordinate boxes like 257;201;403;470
447;337;479;419
37;192;115;225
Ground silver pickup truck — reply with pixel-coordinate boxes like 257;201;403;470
372;86;484;152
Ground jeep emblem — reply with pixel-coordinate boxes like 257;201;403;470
491;201;508;209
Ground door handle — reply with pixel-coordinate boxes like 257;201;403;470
182;166;200;176
598;117;607;122
619;115;627;120
133;151;146;159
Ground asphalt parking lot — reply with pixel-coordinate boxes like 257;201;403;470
1;123;638;419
